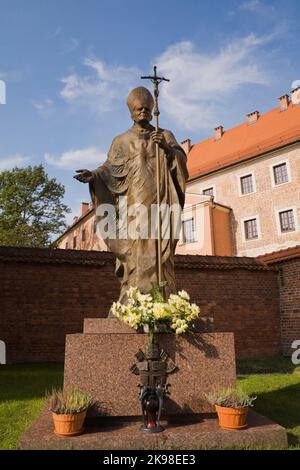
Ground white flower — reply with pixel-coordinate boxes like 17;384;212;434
111;286;200;335
178;290;190;301
175;324;189;334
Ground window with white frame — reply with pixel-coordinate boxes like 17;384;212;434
202;187;214;197
244;218;258;240
279;209;295;232
240;174;254;195
273;163;289;185
182;218;196;243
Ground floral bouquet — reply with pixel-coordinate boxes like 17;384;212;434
111;285;200;343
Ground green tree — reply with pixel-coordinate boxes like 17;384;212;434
0;165;70;247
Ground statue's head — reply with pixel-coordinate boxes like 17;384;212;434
127;87;154;125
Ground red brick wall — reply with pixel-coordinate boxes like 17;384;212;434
0;247;281;363
258;249;300;356
274;258;300;355
176;267;281;358
0;250;119;363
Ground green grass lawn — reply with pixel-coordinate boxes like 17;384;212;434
236;358;300;449
0;358;300;450
0;363;63;450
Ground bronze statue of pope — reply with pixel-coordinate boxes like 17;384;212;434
74;87;188;307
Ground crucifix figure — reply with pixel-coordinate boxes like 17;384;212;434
74;66;189;310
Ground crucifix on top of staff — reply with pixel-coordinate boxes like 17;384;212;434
141;66;170;295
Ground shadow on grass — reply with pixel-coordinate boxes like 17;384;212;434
0;363;64;401
241;379;300;448
237;357;300;375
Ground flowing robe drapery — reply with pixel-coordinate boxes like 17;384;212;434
89;125;188;308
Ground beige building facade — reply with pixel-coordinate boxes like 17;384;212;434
188;142;300;257
184;89;300;257
176;193;232;256
57;197;233;256
59;202;108;252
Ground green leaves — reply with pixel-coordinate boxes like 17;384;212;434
0;165;70;247
150;283;165;303
204;387;257;408
47;388;94;415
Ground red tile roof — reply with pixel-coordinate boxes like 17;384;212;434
257;245;300;264
187;102;300;179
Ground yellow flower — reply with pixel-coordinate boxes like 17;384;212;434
153;303;170;320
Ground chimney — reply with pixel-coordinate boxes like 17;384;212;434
81;202;89;216
291;86;300;105
180;138;192;154
247;111;259;125
214;125;224;140
278;94;290;111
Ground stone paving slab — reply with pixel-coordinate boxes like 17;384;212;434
18;409;288;450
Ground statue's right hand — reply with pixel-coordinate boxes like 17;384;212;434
73;169;93;183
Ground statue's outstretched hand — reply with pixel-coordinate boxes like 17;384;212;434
73;169;93;183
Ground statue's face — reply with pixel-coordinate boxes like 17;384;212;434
131;99;153;125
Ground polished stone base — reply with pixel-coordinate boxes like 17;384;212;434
64;319;236;416
18;409;288;450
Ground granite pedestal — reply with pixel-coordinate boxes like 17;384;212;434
18;318;288;450
64;319;236;416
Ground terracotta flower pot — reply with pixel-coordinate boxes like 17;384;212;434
215;405;248;430
52;410;87;436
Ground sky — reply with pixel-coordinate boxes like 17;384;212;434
0;0;299;224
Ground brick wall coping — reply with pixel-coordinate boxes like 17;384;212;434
258;245;300;264
0;246;273;271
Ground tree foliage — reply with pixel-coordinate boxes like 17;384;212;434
0;165;70;247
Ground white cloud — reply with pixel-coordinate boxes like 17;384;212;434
291;80;300;90
0;154;31;171
154;34;274;131
62;37;79;54
33;98;55;118
60;58;140;112
47;26;62;39
33;98;54;110
240;0;262;12
44;146;106;169
57;31;282;133
238;0;282;22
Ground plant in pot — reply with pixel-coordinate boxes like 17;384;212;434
204;387;256;430
48;388;94;437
